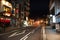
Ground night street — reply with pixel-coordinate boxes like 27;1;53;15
0;0;60;40
0;26;60;40
0;26;36;40
26;27;42;40
0;26;42;40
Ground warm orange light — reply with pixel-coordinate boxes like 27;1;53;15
37;21;40;24
33;21;40;27
40;20;43;23
3;13;11;16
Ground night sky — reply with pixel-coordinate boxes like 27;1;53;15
29;0;50;19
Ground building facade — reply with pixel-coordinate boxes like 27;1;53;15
49;0;60;31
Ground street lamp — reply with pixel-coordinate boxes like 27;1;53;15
50;14;53;17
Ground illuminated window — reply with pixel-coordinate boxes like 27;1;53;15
53;15;56;23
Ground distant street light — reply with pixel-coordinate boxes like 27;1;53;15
50;14;53;17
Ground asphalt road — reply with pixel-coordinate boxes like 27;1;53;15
0;27;36;40
26;27;42;40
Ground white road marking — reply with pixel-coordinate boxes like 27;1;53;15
9;32;17;37
15;30;26;36
20;27;40;40
20;32;31;40
21;27;41;40
23;36;28;40
8;30;26;38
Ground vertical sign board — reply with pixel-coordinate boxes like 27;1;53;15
15;8;19;18
15;8;19;14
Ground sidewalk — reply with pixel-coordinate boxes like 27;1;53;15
46;28;60;40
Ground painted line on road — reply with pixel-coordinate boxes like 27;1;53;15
8;32;17;37
20;32;31;40
23;36;28;40
8;30;26;38
20;28;37;40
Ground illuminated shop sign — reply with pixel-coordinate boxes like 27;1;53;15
2;0;12;8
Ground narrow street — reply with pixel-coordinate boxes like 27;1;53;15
0;26;36;40
0;0;60;40
0;26;60;40
26;26;60;40
26;27;42;40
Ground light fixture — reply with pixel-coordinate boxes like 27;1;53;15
50;14;53;17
